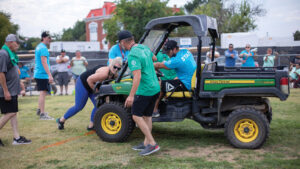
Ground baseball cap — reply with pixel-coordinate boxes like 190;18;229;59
118;30;133;41
61;49;66;53
41;31;51;40
162;40;178;54
5;34;24;43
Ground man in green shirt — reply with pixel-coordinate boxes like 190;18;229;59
123;32;160;156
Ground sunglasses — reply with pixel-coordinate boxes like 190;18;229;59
246;46;250;48
113;65;121;71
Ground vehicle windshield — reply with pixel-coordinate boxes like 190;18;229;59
142;30;167;54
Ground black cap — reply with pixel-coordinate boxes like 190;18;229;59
61;49;66;53
118;30;133;41
162;40;178;54
41;31;50;40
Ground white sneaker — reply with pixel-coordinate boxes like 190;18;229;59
40;113;54;120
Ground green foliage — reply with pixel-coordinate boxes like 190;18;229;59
104;0;173;44
188;0;265;34
184;0;208;13
103;17;120;46
293;30;300;41
60;20;86;41
0;11;19;46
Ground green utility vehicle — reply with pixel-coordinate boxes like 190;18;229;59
93;15;290;149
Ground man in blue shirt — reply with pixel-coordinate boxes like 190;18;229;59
107;31;131;65
153;40;196;117
154;40;196;91
34;31;54;120
225;44;238;67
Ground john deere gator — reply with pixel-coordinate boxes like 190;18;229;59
93;15;290;149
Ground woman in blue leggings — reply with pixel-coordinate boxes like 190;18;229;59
56;57;123;130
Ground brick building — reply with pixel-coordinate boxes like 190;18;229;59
84;2;180;51
84;2;116;51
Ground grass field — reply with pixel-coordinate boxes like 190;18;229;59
0;89;300;169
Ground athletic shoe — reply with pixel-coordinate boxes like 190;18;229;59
40;113;54;120
139;144;160;156
86;126;94;131
0;139;4;146
12;136;31;145
36;109;41;116
132;142;146;151
56;118;64;130
152;111;160;118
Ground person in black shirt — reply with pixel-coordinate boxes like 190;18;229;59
56;57;122;130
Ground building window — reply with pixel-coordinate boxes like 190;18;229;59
89;22;98;41
103;8;106;16
102;22;106;34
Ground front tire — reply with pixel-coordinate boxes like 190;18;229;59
94;102;134;142
225;107;269;149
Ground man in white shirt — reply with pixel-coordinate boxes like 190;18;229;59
56;49;70;95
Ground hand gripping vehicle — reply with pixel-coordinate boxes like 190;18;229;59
93;15;290;149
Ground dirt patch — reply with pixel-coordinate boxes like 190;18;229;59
162;144;266;163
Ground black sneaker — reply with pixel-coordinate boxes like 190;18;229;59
0;139;4;146
56;118;64;130
87;126;94;131
12;136;31;145
132;142;146;151
36;109;41;116
139;144;160;156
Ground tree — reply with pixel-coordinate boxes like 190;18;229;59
60;20;86;41
186;0;265;35
104;0;173;46
294;30;300;41
0;11;19;46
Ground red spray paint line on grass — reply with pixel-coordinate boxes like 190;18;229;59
36;130;95;152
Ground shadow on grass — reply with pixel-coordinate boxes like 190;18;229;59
127;120;228;150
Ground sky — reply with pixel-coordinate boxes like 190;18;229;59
0;0;299;38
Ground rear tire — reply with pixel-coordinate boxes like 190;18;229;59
225;107;269;149
94;102;134;142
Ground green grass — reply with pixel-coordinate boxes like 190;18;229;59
0;89;300;169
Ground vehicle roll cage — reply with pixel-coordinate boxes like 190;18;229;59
116;15;219;98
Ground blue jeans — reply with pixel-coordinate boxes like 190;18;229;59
63;78;96;122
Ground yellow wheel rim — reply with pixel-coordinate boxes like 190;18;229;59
234;118;259;143
101;112;122;135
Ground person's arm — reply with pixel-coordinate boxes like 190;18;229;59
153;62;170;70
215;51;220;58
83;57;88;66
152;55;157;62
41;56;53;83
63;56;69;62
0;73;11;100
70;58;74;67
86;67;109;90
20;81;26;96
56;55;63;63
125;70;141;108
224;50;231;58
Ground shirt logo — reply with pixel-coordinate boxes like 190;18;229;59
131;60;136;66
166;82;175;92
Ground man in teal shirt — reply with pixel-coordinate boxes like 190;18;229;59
123;32;160;156
263;48;277;69
34;31;54;120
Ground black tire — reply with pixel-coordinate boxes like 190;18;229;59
225;107;269;149
94;102;135;142
266;107;272;124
